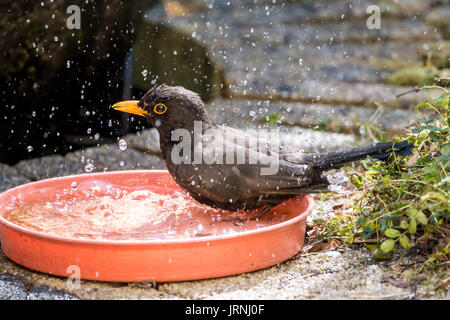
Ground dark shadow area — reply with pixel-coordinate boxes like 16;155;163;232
0;0;225;165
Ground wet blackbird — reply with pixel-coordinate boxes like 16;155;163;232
113;85;412;212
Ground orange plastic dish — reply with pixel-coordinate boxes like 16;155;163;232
0;170;313;282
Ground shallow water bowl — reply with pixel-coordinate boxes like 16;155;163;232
0;170;313;282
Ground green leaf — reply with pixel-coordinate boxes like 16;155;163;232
429;131;441;141
385;228;401;238
416;210;428;225
364;244;378;252
406;208;418;218
424;126;443;132
442;144;450;156
380;239;396;253
412;125;442;134
399;234;412;249
266;112;281;125
350;174;363;189
409;218;417;234
433;92;450;105
346;234;354;244
418;118;435;124
400;220;409;229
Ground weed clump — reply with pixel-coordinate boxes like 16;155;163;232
326;86;449;266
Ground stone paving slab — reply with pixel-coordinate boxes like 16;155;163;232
65;144;166;173
425;6;450;37
0;163;31;193
176;0;438;26
226;79;442;109
124;129;162;155
14;155;82;181
0;273;78;300
157;248;412;300
161;0;445;107
9;145;165;182
207;98;418;134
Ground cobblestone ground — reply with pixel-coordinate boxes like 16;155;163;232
0;0;448;299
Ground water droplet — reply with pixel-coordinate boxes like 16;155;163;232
26;145;33;152
85;111;90;116
359;127;366;135
53;36;59;42
119;161;125;167
118;139;127;150
84;163;95;173
71;181;77;191
141;69;148;77
173;50;177;55
31;111;36;117
87;128;92;134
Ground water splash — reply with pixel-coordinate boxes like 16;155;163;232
118;139;127;150
84;163;95;173
3;185;292;241
326;171;349;193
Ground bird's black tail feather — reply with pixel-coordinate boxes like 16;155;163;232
313;140;413;170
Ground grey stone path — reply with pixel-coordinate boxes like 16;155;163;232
165;0;445;107
1;0;448;299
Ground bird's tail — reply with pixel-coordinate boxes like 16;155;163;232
312;140;413;171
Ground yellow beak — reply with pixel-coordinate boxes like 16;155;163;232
112;100;149;117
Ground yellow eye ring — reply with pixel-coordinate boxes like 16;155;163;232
154;103;167;115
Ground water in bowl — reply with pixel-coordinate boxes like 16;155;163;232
2;183;291;241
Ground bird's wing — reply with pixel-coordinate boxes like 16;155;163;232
235;158;326;195
215;126;324;195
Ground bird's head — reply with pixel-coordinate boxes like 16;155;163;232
112;85;210;137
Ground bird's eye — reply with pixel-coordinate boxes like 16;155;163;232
154;103;167;115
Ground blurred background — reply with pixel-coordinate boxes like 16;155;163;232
0;0;448;173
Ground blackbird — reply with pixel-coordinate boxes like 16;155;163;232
113;85;412;212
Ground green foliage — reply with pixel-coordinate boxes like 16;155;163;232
422;41;450;70
385;41;450;86
266;112;282;126
326;86;449;264
385;66;448;87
